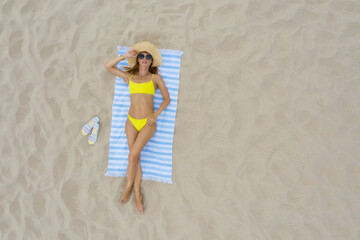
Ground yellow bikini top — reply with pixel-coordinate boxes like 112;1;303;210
129;74;155;95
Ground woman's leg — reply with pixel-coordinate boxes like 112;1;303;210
120;119;139;204
134;157;142;193
128;123;156;213
134;160;143;213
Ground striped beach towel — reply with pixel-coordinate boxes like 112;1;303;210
105;46;183;184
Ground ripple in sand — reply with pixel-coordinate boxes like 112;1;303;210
20;0;42;16
249;198;280;224
53;152;67;184
244;152;268;182
39;43;66;61
9;194;21;222
1;0;14;16
197;215;222;240
306;0;329;3
58;232;71;240
28;155;46;174
33;192;46;218
9;31;23;60
292;110;320;137
270;151;299;188
6;231;19;240
25;217;43;239
197;157;227;197
286;184;317;207
162;204;188;237
346;162;360;194
61;180;79;213
15;105;30;125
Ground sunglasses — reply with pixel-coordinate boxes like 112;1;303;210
138;53;152;60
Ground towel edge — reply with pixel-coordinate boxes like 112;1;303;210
105;171;173;184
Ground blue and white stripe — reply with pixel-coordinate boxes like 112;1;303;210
105;46;183;184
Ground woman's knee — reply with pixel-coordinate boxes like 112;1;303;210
128;151;140;164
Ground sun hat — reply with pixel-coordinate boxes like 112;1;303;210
127;41;162;67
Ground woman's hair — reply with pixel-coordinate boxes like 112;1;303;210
124;53;159;74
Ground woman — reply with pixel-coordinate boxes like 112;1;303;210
104;41;170;214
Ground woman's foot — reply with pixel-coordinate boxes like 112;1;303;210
120;187;132;204
135;192;144;214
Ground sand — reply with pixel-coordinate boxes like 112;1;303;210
1;0;360;239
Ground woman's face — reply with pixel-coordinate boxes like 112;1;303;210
137;51;153;67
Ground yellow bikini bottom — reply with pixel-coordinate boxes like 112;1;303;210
128;114;151;131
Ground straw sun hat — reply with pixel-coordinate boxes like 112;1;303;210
127;41;162;68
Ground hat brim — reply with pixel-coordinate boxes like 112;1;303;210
127;41;162;68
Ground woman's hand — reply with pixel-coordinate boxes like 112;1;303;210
147;113;157;126
124;49;139;58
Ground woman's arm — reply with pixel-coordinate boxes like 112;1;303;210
104;50;138;83
147;75;170;126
